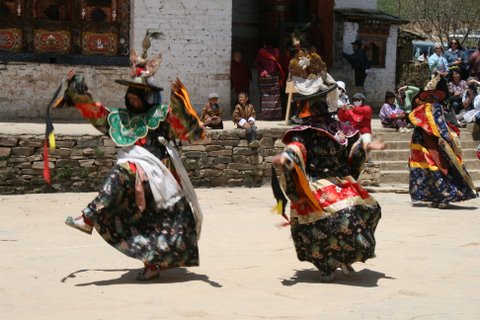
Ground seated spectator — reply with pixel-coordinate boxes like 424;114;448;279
395;84;420;114
337;93;385;149
379;91;409;132
448;68;468;114
232;92;260;148
200;93;224;129
457;80;480;126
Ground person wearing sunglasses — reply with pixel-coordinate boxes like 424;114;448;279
444;38;467;79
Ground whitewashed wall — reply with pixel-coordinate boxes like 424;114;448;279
0;0;232;121
335;0;377;10
336;22;398;109
131;0;232;113
363;25;398;105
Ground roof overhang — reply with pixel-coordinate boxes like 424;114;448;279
335;8;408;25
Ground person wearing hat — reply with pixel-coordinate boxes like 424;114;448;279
342;39;370;87
270;65;381;283
61;32;206;281
336;80;350;109
408;86;478;209
337;92;385;150
200;92;224;129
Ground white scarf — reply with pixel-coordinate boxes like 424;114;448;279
116;145;183;210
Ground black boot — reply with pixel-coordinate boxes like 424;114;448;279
246;127;259;148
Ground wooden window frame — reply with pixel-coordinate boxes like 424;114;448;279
358;20;390;69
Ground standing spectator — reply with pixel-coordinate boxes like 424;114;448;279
428;43;449;77
230;51;251;97
200;93;223;129
468;40;480;79
444;38;467;78
447;68;468;114
232;92;260;148
379;91;409;132
255;40;285;120
342;39;370;87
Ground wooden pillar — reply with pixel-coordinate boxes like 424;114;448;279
309;0;334;67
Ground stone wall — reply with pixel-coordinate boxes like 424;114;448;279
0;128;285;195
0;128;379;195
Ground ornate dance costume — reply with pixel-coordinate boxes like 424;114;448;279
408;93;478;207
272;49;381;281
61;32;205;280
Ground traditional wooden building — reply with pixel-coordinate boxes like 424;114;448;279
0;0;405;120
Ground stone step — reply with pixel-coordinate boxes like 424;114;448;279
379;169;480;184
374;129;476;142
370;148;479;161
375;159;480;171
384;140;480;150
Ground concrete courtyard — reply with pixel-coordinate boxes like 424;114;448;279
0;187;479;319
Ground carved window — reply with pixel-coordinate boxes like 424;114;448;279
358;20;390;68
0;0;130;65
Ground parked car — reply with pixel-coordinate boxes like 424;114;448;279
412;41;436;60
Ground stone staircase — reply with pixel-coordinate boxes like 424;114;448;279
370;126;480;187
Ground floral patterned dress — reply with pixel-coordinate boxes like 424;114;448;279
278;123;381;276
408;102;478;204
72;81;204;269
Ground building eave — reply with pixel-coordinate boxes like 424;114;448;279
335;8;409;25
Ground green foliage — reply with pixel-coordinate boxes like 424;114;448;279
380;0;480;46
378;0;400;16
94;146;105;158
56;166;73;180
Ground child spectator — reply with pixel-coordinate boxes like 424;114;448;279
200;93;223;129
379;91;409;132
232;92;259;148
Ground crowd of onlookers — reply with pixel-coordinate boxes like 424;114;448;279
197;38;480;151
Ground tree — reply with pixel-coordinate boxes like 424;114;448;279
379;0;480;48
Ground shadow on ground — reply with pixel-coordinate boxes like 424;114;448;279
281;268;394;287
412;202;478;210
61;268;222;287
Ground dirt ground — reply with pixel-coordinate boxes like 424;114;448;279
0;188;479;319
